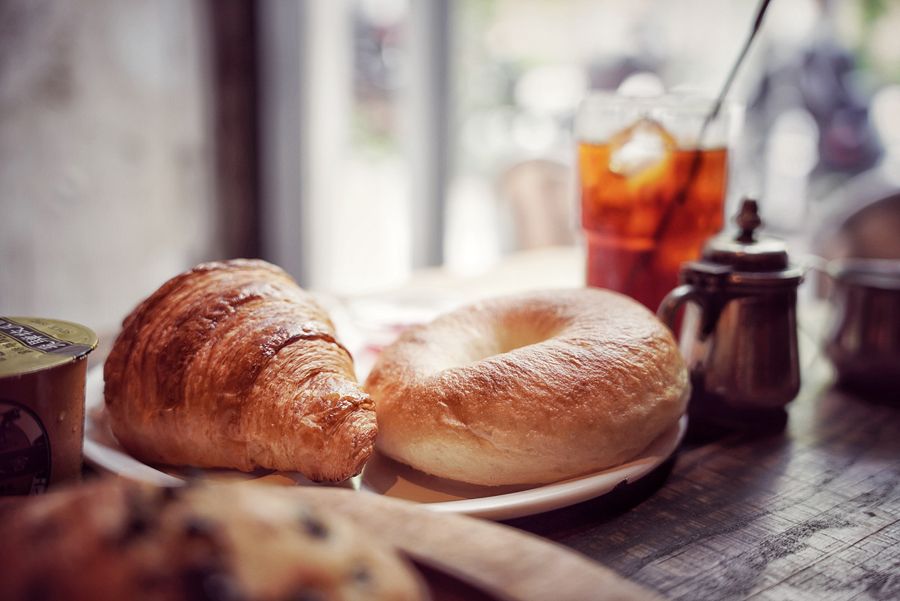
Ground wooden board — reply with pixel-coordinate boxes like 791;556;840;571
264;486;661;601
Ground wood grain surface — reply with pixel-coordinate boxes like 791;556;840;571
508;351;900;600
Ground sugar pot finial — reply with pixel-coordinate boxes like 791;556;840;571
735;197;761;243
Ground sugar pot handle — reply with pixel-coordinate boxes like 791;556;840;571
657;284;708;337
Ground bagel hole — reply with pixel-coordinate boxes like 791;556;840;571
453;321;564;366
496;325;560;355
435;310;567;370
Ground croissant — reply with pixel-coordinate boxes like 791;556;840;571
103;259;376;482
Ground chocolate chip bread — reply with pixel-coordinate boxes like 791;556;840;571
0;479;428;601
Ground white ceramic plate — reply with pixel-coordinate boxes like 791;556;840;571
84;367;686;520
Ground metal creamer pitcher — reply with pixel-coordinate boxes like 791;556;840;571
657;198;805;435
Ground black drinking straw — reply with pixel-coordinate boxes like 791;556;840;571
624;0;773;296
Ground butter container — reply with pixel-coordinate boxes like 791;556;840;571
0;317;97;495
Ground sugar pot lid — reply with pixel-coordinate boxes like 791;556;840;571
688;198;804;287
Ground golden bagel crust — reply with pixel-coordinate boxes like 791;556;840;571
364;288;689;486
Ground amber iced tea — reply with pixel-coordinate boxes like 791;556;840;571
579;134;728;311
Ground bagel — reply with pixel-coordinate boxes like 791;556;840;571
364;288;689;486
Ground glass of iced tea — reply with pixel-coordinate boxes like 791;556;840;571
576;92;737;311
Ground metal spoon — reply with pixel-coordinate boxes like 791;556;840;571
625;0;774;296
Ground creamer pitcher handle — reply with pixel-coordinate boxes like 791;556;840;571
657;284;702;335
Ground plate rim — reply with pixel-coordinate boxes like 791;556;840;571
83;367;685;520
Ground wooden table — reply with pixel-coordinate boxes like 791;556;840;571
83;247;898;601
507;360;900;600
359;247;900;601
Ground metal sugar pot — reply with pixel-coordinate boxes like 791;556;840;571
825;258;900;400
658;198;805;436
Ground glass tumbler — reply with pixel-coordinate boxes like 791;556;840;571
575;92;737;311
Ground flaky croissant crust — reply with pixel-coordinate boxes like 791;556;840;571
103;259;376;482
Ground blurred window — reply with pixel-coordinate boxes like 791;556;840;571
257;0;899;294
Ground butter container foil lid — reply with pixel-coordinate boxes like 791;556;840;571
0;317;98;378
